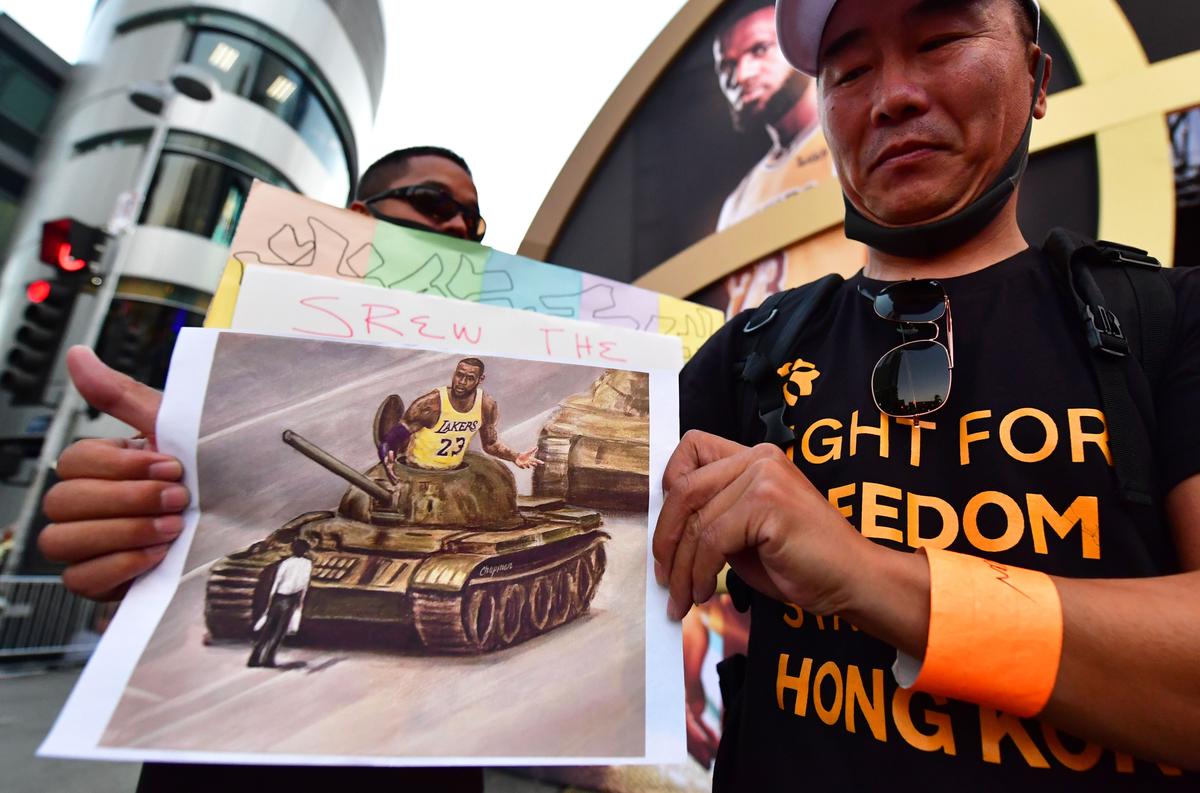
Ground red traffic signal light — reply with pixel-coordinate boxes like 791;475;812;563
39;218;107;274
26;280;52;303
56;243;86;272
2;279;82;405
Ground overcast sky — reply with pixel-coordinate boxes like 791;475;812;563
1;0;687;255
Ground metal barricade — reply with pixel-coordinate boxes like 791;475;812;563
0;575;104;660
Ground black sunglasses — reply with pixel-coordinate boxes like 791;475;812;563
364;184;487;242
858;280;954;418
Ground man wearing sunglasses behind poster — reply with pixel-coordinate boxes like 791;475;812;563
660;0;1200;790
349;146;487;243
39;146;487;792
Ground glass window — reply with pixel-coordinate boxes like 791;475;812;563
295;89;349;197
164;131;294;188
72;128;153;155
184;28;351;200
248;49;303;125
0;186;20;256
73;130;295;246
188;31;261;97
0;48;59;156
140;153;251;246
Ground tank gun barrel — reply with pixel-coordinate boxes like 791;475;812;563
282;430;393;503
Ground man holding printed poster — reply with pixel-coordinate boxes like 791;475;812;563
661;0;1200;789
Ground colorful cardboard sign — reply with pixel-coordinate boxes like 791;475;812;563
208;182;723;359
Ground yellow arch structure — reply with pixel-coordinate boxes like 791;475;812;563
520;0;1199;298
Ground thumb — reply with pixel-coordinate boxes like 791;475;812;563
66;346;162;435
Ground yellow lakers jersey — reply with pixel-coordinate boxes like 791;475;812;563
717;127;835;231
408;387;483;470
716;127;868;318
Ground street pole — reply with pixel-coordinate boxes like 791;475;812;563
2;98;177;575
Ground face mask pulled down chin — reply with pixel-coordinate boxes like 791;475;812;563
843;54;1046;259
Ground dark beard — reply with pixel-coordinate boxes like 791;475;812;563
729;70;810;138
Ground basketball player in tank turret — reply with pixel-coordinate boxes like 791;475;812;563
379;358;543;475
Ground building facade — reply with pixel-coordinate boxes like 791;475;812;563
0;14;70;262
0;0;384;548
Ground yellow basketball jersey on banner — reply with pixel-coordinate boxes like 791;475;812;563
717;128;835;230
408;387;483;469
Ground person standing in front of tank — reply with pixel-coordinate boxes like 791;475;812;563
247;539;313;669
380;357;543;475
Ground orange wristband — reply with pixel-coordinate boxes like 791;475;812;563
907;548;1063;717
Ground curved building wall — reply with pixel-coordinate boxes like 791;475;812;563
0;0;384;525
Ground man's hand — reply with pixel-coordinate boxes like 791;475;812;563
37;347;186;600
513;446;544;469
653;430;878;622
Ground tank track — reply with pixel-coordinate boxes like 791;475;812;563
204;556;274;640
411;539;607;653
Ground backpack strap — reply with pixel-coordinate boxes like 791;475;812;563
1042;228;1176;507
1087;240;1176;388
736;274;844;447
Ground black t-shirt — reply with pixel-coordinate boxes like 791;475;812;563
680;248;1200;791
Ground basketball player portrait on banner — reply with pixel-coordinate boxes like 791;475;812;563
700;0;866;318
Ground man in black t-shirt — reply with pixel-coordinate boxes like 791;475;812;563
656;0;1200;789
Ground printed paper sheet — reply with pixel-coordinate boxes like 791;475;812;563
41;328;684;767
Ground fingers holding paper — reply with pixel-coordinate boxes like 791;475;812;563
55;544;172;601
38;347;186;600
66;346;164;440
652;430;875;621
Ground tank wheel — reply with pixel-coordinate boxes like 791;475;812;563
464;587;498;651
549;567;573;627
588;545;607;581
497;583;526;647
574;556;597;612
527;576;553;632
562;559;586;619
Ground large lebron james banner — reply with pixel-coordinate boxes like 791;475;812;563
521;0;1200;319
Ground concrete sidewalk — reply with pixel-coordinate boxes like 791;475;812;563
0;665;141;793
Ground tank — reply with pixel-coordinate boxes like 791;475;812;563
534;370;650;511
204;401;609;654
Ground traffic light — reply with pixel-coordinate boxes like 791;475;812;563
1;279;82;404
39;217;107;273
1;219;106;405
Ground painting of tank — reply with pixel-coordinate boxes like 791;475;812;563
98;333;652;760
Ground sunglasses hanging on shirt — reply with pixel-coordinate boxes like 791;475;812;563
858;279;954;418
